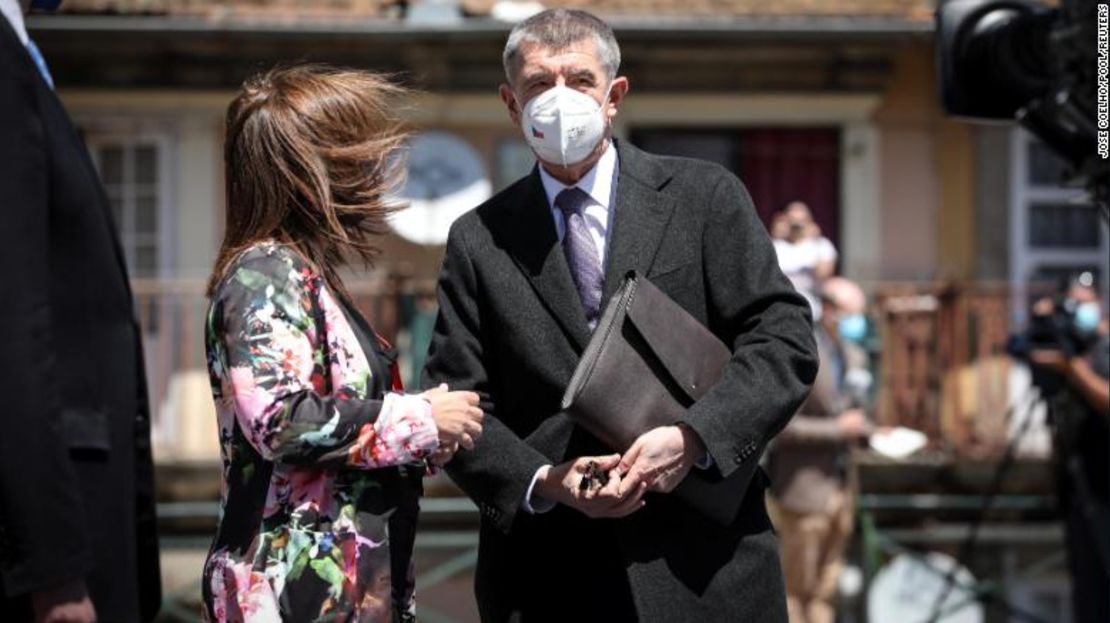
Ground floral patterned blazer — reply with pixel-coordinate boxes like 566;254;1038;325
202;241;439;622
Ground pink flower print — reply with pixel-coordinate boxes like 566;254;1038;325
346;394;437;468
229;367;274;425
287;469;332;518
318;288;369;383
231;564;280;621
267;318;314;385
206;556;230;622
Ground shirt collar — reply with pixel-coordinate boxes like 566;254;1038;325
0;0;28;46
538;140;618;212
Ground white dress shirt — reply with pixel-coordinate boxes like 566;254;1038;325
0;0;30;46
521;141;712;514
522;142;618;514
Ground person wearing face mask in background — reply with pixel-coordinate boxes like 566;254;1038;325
0;1;161;621
423;8;817;622
1026;273;1109;623
767;277;874;623
772;201;839;322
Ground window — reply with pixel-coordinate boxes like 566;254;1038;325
494;138;535;191
1010;130;1109;317
86;135;171;280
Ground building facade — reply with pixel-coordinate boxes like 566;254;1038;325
26;2;1107;620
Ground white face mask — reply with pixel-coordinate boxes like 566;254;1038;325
520;84;611;167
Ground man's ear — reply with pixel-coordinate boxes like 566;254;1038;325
606;77;630;121
500;84;522;128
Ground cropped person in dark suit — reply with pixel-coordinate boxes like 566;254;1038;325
0;2;161;621
423;9;818;621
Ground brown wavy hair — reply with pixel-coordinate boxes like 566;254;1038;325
208;64;408;298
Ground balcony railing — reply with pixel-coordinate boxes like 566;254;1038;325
875;282;1019;457
131;279;1033;463
131;277;438;462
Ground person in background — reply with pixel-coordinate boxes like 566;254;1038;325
1027;273;1109;623
772;200;838;320
202;65;483;621
0;1;162;621
768;277;873;623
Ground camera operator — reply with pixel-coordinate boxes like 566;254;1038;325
1025;273;1109;622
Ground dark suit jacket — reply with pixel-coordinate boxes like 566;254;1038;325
424;141;818;622
0;18;161;622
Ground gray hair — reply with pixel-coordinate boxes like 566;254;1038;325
502;9;621;84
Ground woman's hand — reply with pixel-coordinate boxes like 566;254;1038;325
422;384;484;450
430;441;460;467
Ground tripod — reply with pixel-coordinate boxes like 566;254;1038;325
923;384;1110;623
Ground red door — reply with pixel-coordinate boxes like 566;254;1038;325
632;127;841;249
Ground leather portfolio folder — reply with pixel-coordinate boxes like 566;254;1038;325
561;272;756;526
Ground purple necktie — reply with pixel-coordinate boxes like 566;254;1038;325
555;187;604;325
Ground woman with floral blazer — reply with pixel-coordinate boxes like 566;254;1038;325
202;66;483;622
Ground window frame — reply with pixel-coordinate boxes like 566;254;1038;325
1008;128;1109;320
82;126;176;283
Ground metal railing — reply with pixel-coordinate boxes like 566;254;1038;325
874;281;1018;456
129;277;1037;462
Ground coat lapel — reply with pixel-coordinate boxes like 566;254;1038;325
501;171;593;352
499;144;676;351
601;142;677;305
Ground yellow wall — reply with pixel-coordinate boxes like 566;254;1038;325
873;42;976;281
936;120;976;280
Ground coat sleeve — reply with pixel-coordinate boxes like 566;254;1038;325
214;255;438;468
0;46;94;596
423;225;552;534
681;171;819;482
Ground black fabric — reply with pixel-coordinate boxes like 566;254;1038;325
1060;335;1110;622
336;298;425;620
338;297;396;397
1076;336;1109;502
1063;489;1110;623
0;18;160;621
424;141;818;621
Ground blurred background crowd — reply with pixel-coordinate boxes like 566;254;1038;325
13;0;1109;621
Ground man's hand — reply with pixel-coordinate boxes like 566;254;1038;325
617;425;706;495
31;580;96;623
1031;349;1110;418
1029;349;1071;375
535;455;648;519
836;409;871;439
